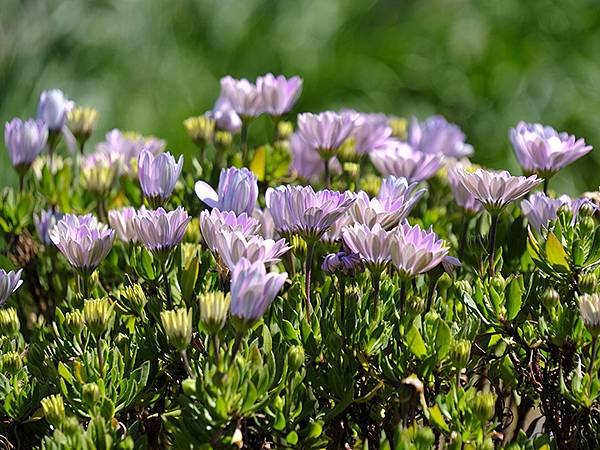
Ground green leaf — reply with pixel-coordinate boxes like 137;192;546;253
428;404;450;432
545;232;570;271
286;431;299;445
506;276;523;320
406;323;427;358
434;319;451;359
180;254;199;302
57;362;73;384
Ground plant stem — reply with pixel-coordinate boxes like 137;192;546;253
372;269;381;312
97;336;104;377
230;333;243;365
458;217;469;261
271;115;281;143
339;275;346;324
426;276;437;312
18;174;24;194
79;273;91;298
161;258;173;309
181;349;194;378
324;158;331;188
212;334;220;367
543;178;549;195
241;120;249;166
304;240;316;321
399;278;407;317
589;335;599;380
487;213;499;276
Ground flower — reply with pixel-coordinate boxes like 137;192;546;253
108;207;140;242
510;122;592;177
183;115;215;147
34;209;64;245
391;223;449;278
67;107;99;146
49;214;115;272
447;163;483;214
131;207;191;256
230;258;287;324
97;129;165;172
37;89;73;131
370;142;444;182
209;96;242;133
289;132;342;183
80;151;121;194
407;116;473;157
521;193;564;232
195;167;258;216
4;118;48;171
350;112;393;154
160;308;192;351
253;208;276;239
219;76;263;118
200;209;261;251
211;230;290;270
342;223;395;271
297;111;356;157
348;177;426;229
321;251;364;275
580;293;600;336
137;149;183;206
0;269;23;306
455;168;542;213
198;291;230;333
266;185;355;240
256;73;303;116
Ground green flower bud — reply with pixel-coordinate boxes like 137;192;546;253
414;427;435;448
541;288;560;309
82;382;101;406
455;279;473;296
198;291;230;333
343;162;360;180
214;131;233;149
161;308;192;351
185;219;202;244
337;137;358;162
41;394;66;428
358;174;381;198
579;273;597;294
557;203;574;224
472;391;496;423
579;216;595;236
0;351;23;374
489;274;506;292
120;284;148;317
183;115;215;147
68;107;99;147
388;116;407;139
0;307;20;336
277;121;294;140
64;310;85;335
287;345;305;372
407;295;426;315
83;298;114;337
61;417;80;434
579;201;595;218
437;272;453;290
450;339;471;370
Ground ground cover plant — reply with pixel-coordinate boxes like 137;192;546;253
1;76;600;449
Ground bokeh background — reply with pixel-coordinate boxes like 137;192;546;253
2;0;600;193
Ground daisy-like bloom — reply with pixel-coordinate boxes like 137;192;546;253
183;115;215;150
37;89;73;132
256;73;303;116
322;251;364;276
407;115;473;158
209;96;242;133
131;207;191;258
230;258;287;326
253;208;276;239
49;214;115;274
370;142;444;183
289;132;342;183
34;209;64;245
348;177;426;229
342;223;395;272
80;151;122;196
510;122;592;179
350;112;393;155
266;185;355;241
137;149;183;207
455;168;542;214
200;209;261;252
67;107;99;150
297;111;356;158
521;193;564;232
211;230;290;271
579;293;600;336
391;223;449;278
108;207;140;243
4;118;48;174
219;76;264;118
447;163;483;215
97;129;165;172
0;269;23;306
195;167;258;216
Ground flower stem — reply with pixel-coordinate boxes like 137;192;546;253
339;274;346;324
589;335;599;380
458;216;469;261
304;240;316;321
241;120;249;166
161;258;173;309
181;349;194;378
97;336;104;377
371;269;381;312
18;173;24;194
212;334;220;367
324;158;331;189
426;275;437;312
487;213;499;276
230;333;243;365
543;178;549;196
399;278;407;317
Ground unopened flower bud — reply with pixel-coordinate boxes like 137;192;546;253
161;308;192;351
578;273;597;294
407;295;426;315
455;279;473;296
437;272;453;290
489;274;506;292
343;162;360;179
214;131;233;149
82;382;101;406
83;298;114;337
472;392;496;423
557;203;574;224
42;394;66;428
0;351;23;374
542;288;560;309
358;174;382;198
61;417;80;434
450;339;471;370
579;201;596;217
388;116;407;139
414;427;435;448
578;216;595;236
277;121;294;140
287;345;305;372
64;310;85;335
120;284;148;317
184;115;215;148
198;291;230;333
68;107;99;148
579;293;600;337
0;307;20;336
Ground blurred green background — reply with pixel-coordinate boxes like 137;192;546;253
2;0;600;194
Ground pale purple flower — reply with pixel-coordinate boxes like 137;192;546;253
211;230;290;270
348;177;425;229
97;129;165;171
131;207;191;256
391;223;449;278
209;97;242;133
256;73;303;116
252;208;276;239
342;223;394;271
200;209;261;252
370;142;444;182
37;89;73;131
266;185;355;240
350;112;393;154
455;168;542;213
195;167;258;216
407;116;473;157
138;150;183;205
289;132;342;183
0;269;23;306
108;207;139;243
34;209;63;245
510;122;592;177
521;193;596;232
230;258;287;324
447;163;483;214
297;111;356;155
49;214;115;272
322;251;364;275
219;76;263;118
4;118;48;170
